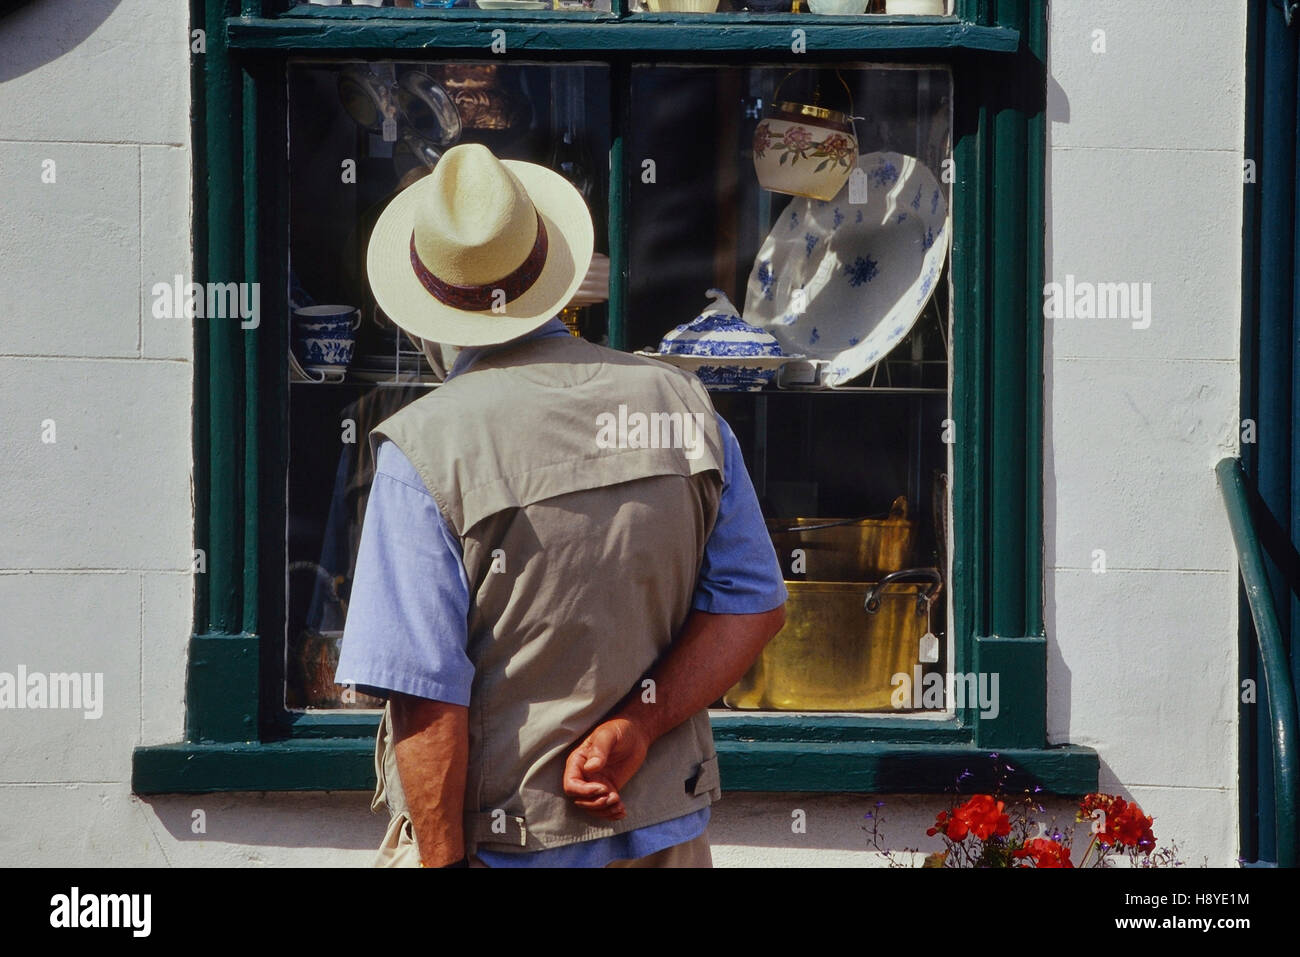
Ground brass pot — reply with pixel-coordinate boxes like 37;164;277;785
724;570;941;711
766;495;914;581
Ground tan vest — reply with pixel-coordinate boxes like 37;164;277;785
370;333;726;855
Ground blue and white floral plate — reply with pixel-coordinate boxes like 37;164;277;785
743;151;949;388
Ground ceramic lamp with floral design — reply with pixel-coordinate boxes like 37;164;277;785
752;101;859;201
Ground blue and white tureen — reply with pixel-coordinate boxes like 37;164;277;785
643;289;791;392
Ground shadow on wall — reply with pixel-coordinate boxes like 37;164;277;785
141;793;388;851
0;0;122;84
1043;66;1071;742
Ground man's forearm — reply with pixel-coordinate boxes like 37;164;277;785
390;693;469;867
613;605;785;743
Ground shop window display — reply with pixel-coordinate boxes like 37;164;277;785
284;59;953;719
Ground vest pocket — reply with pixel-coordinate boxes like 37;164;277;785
466;809;528;847
686;754;721;798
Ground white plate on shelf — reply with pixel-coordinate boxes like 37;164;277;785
475;0;549;8
743;151;949;389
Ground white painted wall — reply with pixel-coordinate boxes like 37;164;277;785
1042;0;1244;866
0;0;197;864
0;0;1246;867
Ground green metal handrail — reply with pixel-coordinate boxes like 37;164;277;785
1217;457;1299;867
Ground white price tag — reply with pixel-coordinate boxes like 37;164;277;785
919;631;939;663
847;167;869;205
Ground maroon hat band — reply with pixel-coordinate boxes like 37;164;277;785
409;211;549;311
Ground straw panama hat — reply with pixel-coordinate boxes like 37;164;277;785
367;142;594;347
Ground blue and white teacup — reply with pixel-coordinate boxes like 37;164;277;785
292;305;361;370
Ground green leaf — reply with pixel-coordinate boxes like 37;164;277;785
815;159;829;173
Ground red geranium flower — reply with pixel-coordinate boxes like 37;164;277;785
1078;793;1156;852
926;809;949;837
1013;838;1073;868
1109;801;1156;851
932;795;1011;843
1078;792;1120;821
956;795;1012;841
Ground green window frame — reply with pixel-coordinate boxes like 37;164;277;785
132;0;1098;796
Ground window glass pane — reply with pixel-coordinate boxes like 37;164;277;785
281;58;953;718
300;1;612;11
628;63;953;713
296;0;953;11
624;0;950;14
284;60;610;710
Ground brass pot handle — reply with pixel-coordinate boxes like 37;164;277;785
771;68;857;118
768;495;908;534
863;567;943;615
